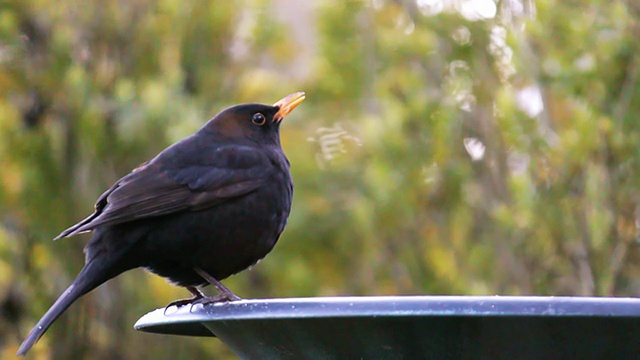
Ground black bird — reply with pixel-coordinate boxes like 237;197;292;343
17;92;305;356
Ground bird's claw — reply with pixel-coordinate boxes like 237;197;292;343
164;295;203;315
188;293;241;313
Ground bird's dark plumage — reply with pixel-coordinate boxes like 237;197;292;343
17;92;305;356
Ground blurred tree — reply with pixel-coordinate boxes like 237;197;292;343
1;0;639;358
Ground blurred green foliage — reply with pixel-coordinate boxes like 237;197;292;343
1;0;640;358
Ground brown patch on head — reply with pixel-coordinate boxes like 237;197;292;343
201;103;277;142
199;94;305;141
210;111;249;139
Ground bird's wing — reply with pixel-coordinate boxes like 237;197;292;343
55;146;269;239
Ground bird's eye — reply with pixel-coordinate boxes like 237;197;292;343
251;113;266;126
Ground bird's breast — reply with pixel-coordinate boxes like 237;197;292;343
141;164;292;285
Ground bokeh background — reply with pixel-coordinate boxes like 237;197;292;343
1;0;640;358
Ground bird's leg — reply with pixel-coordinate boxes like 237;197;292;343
164;286;205;314
192;267;241;305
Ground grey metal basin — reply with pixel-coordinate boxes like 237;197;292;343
134;296;640;359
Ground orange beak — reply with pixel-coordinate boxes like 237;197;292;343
273;92;306;122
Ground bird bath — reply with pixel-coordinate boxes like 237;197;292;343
135;295;640;359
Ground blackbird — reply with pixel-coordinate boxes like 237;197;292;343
17;92;305;356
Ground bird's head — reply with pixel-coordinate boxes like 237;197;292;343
201;92;305;145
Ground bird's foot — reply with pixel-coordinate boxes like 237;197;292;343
189;292;241;312
164;286;205;314
194;292;241;305
164;296;201;314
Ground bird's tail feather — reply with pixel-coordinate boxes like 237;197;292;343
17;259;113;356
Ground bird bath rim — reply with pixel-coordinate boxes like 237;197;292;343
135;295;640;337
